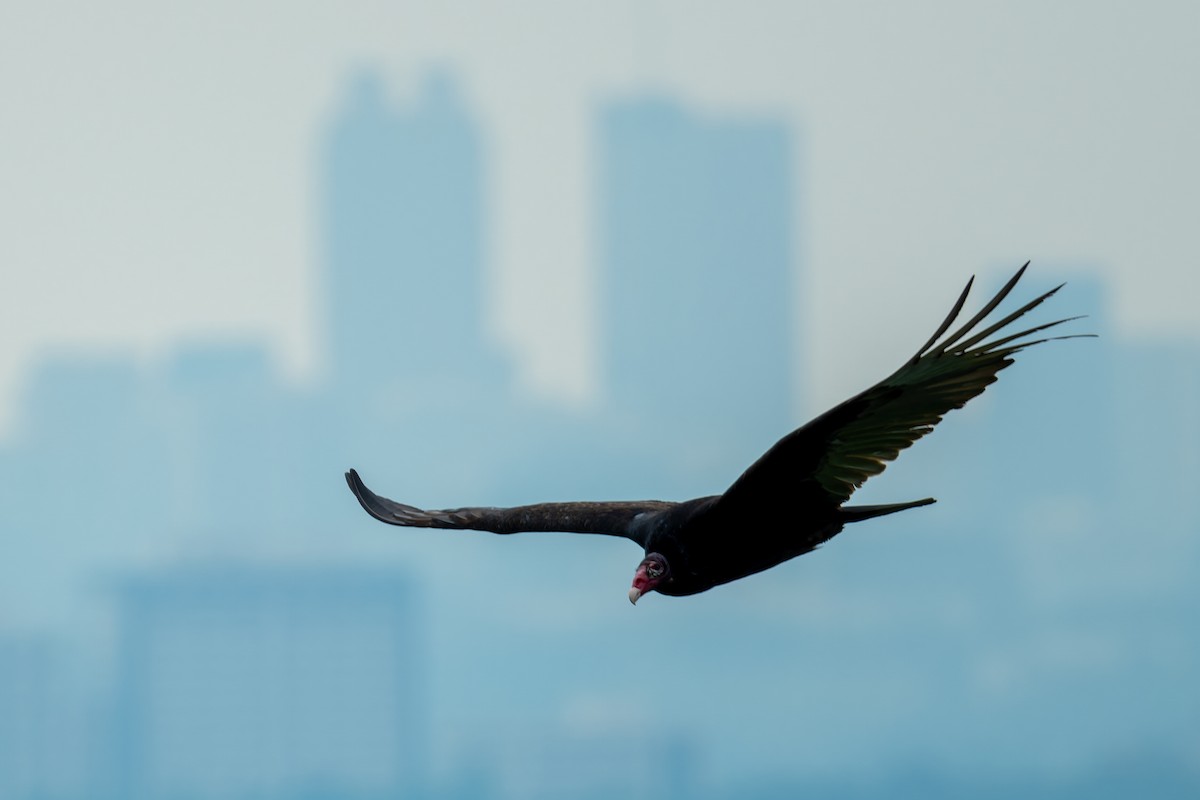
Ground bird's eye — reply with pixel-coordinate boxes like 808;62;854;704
647;564;663;579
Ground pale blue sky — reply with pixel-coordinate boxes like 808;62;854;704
1;0;1198;432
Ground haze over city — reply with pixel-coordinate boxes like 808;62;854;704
1;3;1198;799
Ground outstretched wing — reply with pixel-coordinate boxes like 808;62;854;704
346;469;673;547
718;262;1091;514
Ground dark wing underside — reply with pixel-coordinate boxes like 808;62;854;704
345;469;672;547
717;262;1090;516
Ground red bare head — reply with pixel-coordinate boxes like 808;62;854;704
628;553;670;605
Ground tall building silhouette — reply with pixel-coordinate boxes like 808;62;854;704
322;69;504;401
973;273;1116;517
1114;338;1200;531
113;564;423;800
597;97;795;478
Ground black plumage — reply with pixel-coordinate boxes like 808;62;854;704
346;263;1089;602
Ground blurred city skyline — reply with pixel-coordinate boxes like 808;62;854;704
2;62;1198;798
2;2;1200;433
1;3;1199;798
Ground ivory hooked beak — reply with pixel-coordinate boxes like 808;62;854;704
628;586;642;605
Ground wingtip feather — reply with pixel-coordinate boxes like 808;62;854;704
913;275;975;360
344;468;403;525
935;263;1030;354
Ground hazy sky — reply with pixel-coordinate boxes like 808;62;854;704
2;0;1198;432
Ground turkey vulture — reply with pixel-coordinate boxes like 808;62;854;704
346;263;1088;604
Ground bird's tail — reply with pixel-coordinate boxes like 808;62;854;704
838;497;936;523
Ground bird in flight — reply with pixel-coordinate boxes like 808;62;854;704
346;263;1087;605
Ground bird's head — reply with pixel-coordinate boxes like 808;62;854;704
628;553;670;605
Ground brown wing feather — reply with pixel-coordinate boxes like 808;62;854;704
345;469;672;547
718;263;1092;512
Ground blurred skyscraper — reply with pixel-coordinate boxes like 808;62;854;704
112;564;422;800
163;341;321;537
322;69;506;403
318;68;517;504
980;274;1116;513
597;97;795;482
1114;338;1200;532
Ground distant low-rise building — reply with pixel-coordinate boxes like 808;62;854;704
112;563;423;800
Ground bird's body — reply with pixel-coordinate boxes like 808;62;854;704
346;264;1089;603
